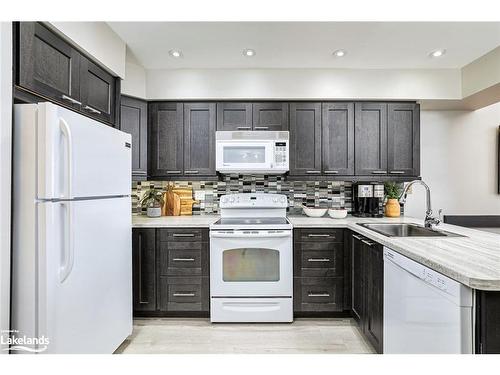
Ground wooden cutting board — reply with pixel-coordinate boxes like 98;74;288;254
164;185;181;216
172;187;199;216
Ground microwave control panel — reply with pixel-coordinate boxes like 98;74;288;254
274;142;288;168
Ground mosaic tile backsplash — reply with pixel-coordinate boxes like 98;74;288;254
132;175;354;215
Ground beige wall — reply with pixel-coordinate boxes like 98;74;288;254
462;47;500;98
404;102;500;219
145;68;462;100
121;47;147;98
0;22;12;352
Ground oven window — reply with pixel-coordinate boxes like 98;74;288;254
223;248;280;282
223;146;266;164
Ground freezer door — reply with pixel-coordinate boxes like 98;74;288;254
34;102;131;199
37;197;132;353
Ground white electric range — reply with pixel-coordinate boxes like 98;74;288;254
209;193;293;323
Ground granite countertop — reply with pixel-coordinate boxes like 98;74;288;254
132;213;500;291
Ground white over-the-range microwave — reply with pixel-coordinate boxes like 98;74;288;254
215;131;289;174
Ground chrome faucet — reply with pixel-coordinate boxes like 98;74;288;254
399;180;440;229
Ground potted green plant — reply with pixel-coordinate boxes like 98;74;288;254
384;182;403;217
140;186;164;217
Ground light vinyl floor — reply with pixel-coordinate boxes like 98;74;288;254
116;318;376;354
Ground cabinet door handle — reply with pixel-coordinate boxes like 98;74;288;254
306;170;321;174
173;258;195;262
254;126;269;130
371;170;387;174
307;258;331;262
173;293;196;297
237;126;251;130
390;171;405;174
362;239;375;247
61;95;82;106
308;293;330;297
352;234;364;241
166;170;182;174
137;233;148;305
308;234;331;238
83;105;102;115
184;170;199;174
173;233;196;237
324;170;339;174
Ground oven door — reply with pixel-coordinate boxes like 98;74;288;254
216;141;274;173
210;230;293;297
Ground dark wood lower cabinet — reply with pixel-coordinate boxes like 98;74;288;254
351;232;384;353
476;291;500;353
132;227;210;317
132;228;157;312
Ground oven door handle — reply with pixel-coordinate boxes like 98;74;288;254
210;230;292;238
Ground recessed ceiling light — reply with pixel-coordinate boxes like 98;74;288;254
332;49;346;57
243;48;256;57
169;49;182;58
429;49;446;58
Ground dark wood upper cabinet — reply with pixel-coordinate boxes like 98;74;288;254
132;228;157;313
184;103;216;176
16;22;120;127
322;102;355;176
387;103;420;177
289;103;322;176
355;103;388;176
216;102;252;131
79;56;116;124
148;102;184;178
18;22;81;109
252;102;289;131
120;96;148;180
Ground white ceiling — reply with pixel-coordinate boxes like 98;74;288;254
108;22;500;70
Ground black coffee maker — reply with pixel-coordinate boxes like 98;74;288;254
352;183;384;217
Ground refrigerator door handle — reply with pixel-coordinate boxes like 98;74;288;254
59;201;74;283
59;117;73;199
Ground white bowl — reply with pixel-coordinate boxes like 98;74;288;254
328;208;348;219
302;206;328;217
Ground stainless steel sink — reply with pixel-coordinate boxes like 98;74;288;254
358;223;462;237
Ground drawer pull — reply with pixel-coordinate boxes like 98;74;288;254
324;170;339;174
173;233;196;237
61;95;82;106
371;170;387;174
361;239;375;247
173;293;196;297
173;258;195;262
254;126;269;130
352;234;364;240
184;170;199;174
307;258;331;262
307;234;331;238
166;170;182;174
83;105;102;115
306;170;321;174
237;126;251;130
390;170;405;174
308;293;330;297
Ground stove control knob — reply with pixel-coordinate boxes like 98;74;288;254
230;196;235;203
221;196;228;204
280;196;287;203
273;197;278;203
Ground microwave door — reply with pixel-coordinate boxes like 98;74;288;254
217;142;272;171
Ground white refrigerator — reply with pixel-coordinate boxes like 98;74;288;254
11;102;133;354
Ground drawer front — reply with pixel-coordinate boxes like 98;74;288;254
159;242;209;276
294;277;344;312
159;277;209;312
159;228;208;242
296;228;343;243
299;247;344;277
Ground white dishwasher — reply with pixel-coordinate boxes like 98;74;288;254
383;247;474;354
